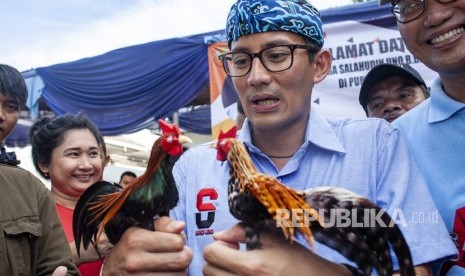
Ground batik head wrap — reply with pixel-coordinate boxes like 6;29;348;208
225;0;324;48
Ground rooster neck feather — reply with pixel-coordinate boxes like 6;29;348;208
225;139;318;247
226;141;257;190
135;138;167;188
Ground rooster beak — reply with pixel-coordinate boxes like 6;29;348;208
178;134;193;144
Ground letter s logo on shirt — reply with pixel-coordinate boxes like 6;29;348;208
195;188;218;229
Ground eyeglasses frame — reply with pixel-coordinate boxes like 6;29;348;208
218;44;318;77
391;0;456;23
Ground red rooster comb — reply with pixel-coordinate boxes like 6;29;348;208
158;119;185;156
216;125;237;161
159;119;180;136
218;125;237;140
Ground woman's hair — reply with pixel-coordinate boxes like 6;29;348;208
29;113;102;179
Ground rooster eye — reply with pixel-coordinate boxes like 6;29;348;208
220;140;226;146
167;136;173;144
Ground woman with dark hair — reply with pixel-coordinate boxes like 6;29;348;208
30;113;113;276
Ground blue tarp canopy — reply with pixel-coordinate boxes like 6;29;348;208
7;1;394;147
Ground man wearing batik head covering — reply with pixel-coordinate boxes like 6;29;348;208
102;1;455;275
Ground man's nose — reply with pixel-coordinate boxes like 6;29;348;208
247;58;271;86
383;101;402;113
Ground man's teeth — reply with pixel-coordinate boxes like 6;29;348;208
256;100;277;106
431;27;464;44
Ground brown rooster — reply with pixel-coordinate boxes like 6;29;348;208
215;125;414;276
73;119;191;256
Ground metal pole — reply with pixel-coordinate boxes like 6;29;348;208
173;111;179;126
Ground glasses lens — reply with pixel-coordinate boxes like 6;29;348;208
221;53;250;77
220;45;300;77
262;46;293;72
393;0;424;23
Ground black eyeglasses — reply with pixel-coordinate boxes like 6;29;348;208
218;44;317;77
391;0;456;23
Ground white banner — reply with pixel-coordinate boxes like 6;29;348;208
313;20;437;118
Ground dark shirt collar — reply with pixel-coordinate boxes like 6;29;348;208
0;146;20;166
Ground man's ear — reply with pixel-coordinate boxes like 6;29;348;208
312;49;332;84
